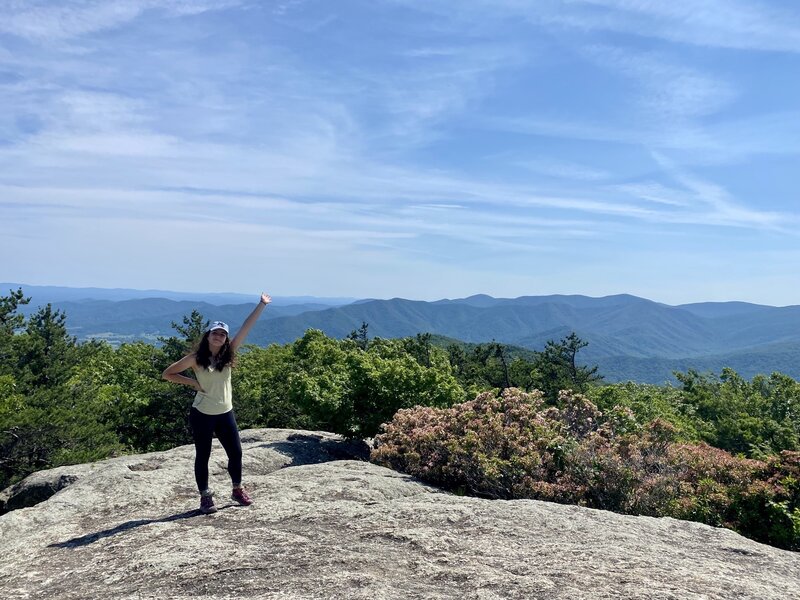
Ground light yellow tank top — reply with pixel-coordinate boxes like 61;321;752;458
191;361;233;415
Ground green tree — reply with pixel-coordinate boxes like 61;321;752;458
587;381;702;442
508;356;538;392
233;342;307;429
233;329;465;439
403;333;433;368
74;341;191;452
15;304;79;390
676;368;800;457
449;341;514;391
0;287;29;341
347;321;370;351
532;332;602;403
0;294;123;489
348;337;464;438
287;329;354;433
158;309;208;363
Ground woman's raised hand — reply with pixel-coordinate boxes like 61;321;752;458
260;292;272;306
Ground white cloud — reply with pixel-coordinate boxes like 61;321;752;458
559;0;800;53
0;0;242;41
402;0;800;53
583;45;737;122
647;152;794;230
610;183;691;208
514;158;611;181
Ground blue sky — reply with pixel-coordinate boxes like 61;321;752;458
1;1;799;305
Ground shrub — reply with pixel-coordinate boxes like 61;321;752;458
372;388;799;550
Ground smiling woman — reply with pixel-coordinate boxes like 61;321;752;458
162;292;271;514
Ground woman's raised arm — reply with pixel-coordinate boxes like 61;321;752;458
230;292;271;351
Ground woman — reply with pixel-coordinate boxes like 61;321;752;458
163;292;271;514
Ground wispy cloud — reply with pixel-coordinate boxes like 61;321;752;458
582;45;737;122
650;152;791;230
553;0;800;53
0;0;241;41
398;0;800;53
514;158;611;181
365;42;525;146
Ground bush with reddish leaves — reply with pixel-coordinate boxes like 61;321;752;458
371;388;800;550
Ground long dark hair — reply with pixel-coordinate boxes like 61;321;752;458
194;331;235;370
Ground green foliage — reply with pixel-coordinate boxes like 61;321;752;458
74;341;194;451
15;304;78;389
0;288;29;338
675;368;800;457
233;342;306;430
445;332;602;403
0;296;124;489
346;321;370;351
232;330;464;438
348;337;464;438
532;333;603;402
402;333;434;368
0;298;205;489
0;338;124;489
587;382;704;442
446;341;520;394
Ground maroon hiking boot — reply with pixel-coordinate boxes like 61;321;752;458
200;490;217;514
231;487;253;506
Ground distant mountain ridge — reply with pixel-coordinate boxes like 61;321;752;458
6;284;799;383
243;295;800;382
1;283;357;307
246;294;800;356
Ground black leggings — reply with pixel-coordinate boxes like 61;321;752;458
189;407;243;493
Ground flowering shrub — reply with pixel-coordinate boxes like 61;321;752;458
371;388;799;550
737;451;800;549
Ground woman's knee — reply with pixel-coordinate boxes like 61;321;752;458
223;441;242;461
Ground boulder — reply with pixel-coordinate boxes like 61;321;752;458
0;428;797;599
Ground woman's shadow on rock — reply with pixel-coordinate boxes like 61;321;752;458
48;507;228;549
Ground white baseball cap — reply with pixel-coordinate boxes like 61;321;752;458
208;321;229;334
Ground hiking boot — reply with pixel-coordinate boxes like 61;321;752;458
231;487;253;506
200;490;217;514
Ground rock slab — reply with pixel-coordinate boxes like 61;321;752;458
1;428;798;599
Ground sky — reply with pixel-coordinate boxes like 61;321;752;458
1;0;799;306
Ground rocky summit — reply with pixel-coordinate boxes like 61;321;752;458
1;429;798;600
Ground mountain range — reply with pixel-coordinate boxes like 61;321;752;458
0;282;356;307
6;284;800;383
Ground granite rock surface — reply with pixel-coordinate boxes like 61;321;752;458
1;428;798;599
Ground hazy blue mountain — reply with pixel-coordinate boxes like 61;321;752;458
47;299;339;343
241;295;800;382
676;301;778;319
2;283;357;308
597;341;800;384
244;296;723;358
713;306;800;350
8;284;800;382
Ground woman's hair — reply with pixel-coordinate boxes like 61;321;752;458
194;330;235;370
